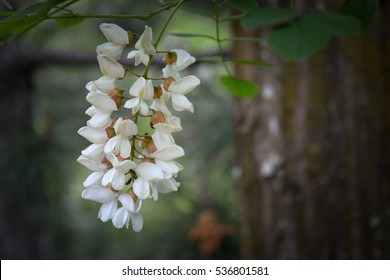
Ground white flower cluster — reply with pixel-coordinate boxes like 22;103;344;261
77;23;200;232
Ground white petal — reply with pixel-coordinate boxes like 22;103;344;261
83;170;105;188
135;162;164;181
150;184;158;201
152;130;175;148
78;126;108;143
127;50;138;59
162;64;180;80
155;178;180;193
119;159;136;172
118;193;137;213
98;199;118;222
77;155;106;171
131;212;144;232
171;49;196;71
129;77;146;97
106;153;119;167
119;138;131;159
123;98;139;111
86;91;117;112
144;79;154;100
151;145;185;161
155;159;180;175
150;99;171;116
100;23;129;45
81;186;116;203
133;178;150;200
168;75;200;94
140;100;149;115
96;42;125;60
104;136;119;155
81;143;105;161
101;168;115;186
111;170;125;190
112;207;128;229
87;111;111;128
139;49;151;66
171;93;194;113
135;26;156;55
121;119;138;136
97;55;125;78
92;76;116;93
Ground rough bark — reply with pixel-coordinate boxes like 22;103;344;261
233;0;390;259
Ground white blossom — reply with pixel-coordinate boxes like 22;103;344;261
124;77;154;115
101;153;136;191
166;75;200;113
133;162;164;200
163;49;196;79
127;25;156;66
104;117;137;158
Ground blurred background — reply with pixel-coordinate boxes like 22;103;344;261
1;0;389;260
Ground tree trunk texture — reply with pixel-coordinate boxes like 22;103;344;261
233;0;390;259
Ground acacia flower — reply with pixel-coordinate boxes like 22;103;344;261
112;193;143;231
100;23;130;45
85;91;118;128
150;130;184;161
164;75;200;113
97;55;125;78
127;25;156;66
82;186;118;222
124;77;154;115
98;23;131;60
163;49;196;80
104;117;137;158
133;162;164;200
101;153;136;191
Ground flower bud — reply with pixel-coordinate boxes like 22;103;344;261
108;88;124;108
154;86;163;99
150;111;165;128
141;136;157;153
163;77;176;91
163;51;177;65
105;126;116;138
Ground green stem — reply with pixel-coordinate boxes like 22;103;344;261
214;0;231;76
143;0;186;78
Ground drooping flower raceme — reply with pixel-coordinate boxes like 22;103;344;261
77;23;199;232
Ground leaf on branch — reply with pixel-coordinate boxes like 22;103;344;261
267;17;330;60
56;13;85;28
226;0;258;12
220;75;259;98
241;7;297;29
301;12;361;36
340;0;378;33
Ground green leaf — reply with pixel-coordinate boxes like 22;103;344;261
56;14;85;28
241;7;298;29
226;0;259;12
301;12;362;36
340;0;378;32
267;17;330;60
220;76;259;98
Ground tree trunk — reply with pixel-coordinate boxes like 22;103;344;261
233;0;390;259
